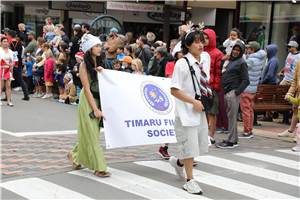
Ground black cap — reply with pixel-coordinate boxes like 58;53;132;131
2;28;10;33
60;27;66;33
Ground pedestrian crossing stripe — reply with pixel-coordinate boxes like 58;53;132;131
135;161;298;199
194;155;299;186
1;150;299;199
234;152;300;170
0;178;92;199
275;149;300;156
69;168;212;200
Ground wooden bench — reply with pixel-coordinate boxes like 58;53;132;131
253;84;293;125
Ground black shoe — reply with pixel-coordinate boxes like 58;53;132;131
54;95;59;99
1;97;7;101
158;146;170;160
277;121;291;125
65;97;70;104
258;116;273;122
22;96;30;101
272;112;279;119
215;140;236;148
253;122;262;126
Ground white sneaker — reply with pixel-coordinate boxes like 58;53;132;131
58;99;65;103
49;93;53;97
12;87;22;91
169;156;185;179
291;146;300;152
0;102;2;106
183;179;203;194
296;123;299;128
36;93;43;98
42;94;50;99
278;129;294;138
7;102;14;107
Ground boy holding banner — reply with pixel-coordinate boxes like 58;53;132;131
169;30;210;195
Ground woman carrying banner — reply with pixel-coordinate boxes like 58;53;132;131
67;34;111;177
169;30;210;194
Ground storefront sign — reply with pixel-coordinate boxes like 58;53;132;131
83;8;108;18
25;7;61;17
49;1;104;12
107;1;163;13
147;8;192;22
98;70;176;149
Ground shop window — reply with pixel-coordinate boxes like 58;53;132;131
24;15;60;38
239;1;272;49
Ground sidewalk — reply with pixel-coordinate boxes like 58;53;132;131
1;116;296;179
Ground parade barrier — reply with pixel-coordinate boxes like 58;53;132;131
99;70;177;149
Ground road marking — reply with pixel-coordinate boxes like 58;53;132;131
194;155;299;187
234;152;300;170
275;149;300;156
135;160;298;199
1;177;93;199
69;168;212;200
0;129;104;137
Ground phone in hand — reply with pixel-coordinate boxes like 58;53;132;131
89;109;104;128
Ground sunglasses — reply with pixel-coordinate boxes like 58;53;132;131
287;46;292;49
151;49;154;51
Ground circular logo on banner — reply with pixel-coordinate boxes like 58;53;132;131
140;81;172;115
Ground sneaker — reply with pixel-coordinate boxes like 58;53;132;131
0;102;2;106
183;179;203;195
193;161;198;166
36;93;43;98
215;140;235;149
42;94;50;99
22;96;30;101
33;93;38;98
169;156;185;179
296;123;299;128
49;93;53;97
291;146;300;152
215;128;223;133
209;136;215;144
12;87;22;91
238;131;253;139
7;102;14;107
258;116;273;122
70;102;78;106
221;128;229;133
293;137;297;143
58;99;65;103
278;129;294;138
158;146;170;159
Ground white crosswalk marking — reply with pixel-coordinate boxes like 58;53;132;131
69;168;212;200
194;156;299;187
0;178;93;199
135;160;298;199
234;152;300;170
275;149;300;156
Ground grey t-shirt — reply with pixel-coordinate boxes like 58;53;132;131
283;52;300;82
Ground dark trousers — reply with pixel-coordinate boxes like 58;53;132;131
13;67;28;97
27;76;34;92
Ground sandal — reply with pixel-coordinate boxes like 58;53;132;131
94;171;111;177
67;153;81;170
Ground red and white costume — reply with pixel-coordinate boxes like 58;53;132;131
0;47;18;80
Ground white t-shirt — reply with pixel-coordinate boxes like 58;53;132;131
170;52;211;126
283;52;300;82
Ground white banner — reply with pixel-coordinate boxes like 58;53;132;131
98;70;177;149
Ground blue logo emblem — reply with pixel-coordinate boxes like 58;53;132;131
66;2;91;10
141;81;172;115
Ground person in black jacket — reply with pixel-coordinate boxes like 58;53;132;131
147;43;159;75
138;36;152;74
69;52;83;106
69;27;83;68
155;46;175;77
9;30;30;100
216;42;250;149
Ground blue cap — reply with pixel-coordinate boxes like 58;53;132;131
110;28;119;36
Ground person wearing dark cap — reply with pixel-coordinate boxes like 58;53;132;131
1;28;12;45
103;28;123;69
239;41;266;139
60;27;69;44
24;31;37;56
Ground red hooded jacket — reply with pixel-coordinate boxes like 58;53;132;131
203;29;223;92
